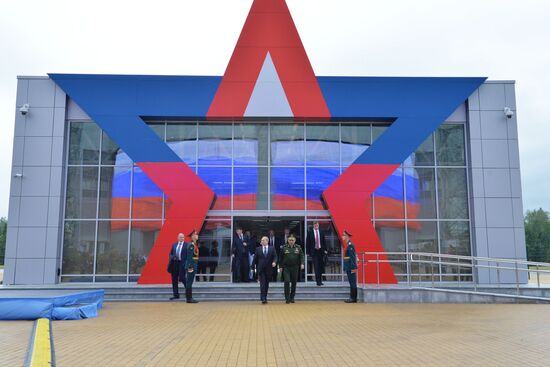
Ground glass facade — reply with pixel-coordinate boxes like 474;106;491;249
61;121;471;283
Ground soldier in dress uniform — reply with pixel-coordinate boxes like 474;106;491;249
279;234;305;304
184;229;200;303
342;230;358;303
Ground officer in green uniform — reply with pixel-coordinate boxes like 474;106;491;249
279;234;304;304
184;229;200;303
342;230;358;303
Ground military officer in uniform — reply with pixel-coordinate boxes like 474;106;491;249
342;230;358;303
279;234;304;304
184;229;200;303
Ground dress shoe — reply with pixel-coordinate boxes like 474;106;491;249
186;299;199;303
170;296;180;300
285;300;290;304
262;300;267;304
290;299;295;303
344;298;357;303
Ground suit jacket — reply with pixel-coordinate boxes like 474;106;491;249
233;233;249;257
307;228;327;255
167;242;187;275
268;236;284;260
252;246;277;277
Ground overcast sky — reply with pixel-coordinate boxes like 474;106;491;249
0;0;549;218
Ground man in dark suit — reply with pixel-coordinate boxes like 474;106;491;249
167;233;187;300
197;241;210;281
307;221;328;286
252;236;277;304
232;227;250;282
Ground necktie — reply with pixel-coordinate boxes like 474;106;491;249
177;242;182;260
315;230;320;250
263;246;267;257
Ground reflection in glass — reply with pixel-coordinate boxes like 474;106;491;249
99;166;131;219
440;221;471;256
198;167;232;210
408;221;438;253
405;167;436;219
148;122;165;140
130;220;161;274
341;124;370;166
62;221;96;274
271;124;304;166
101;132;131;165
132;166;163;219
306;125;339;166
167;123;197;165
376;222;407;277
271;168;305;210
201;218;232;282
306;168;339;210
372;125;389;143
68;122;100;165
233;167;268;210
407;135;435;166
234;124;268;166
374;167;404;219
65;167;99;219
436;124;465;166
438;168;469;219
96;221;129;274
198;124;232;166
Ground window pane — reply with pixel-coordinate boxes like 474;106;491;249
68;122;100;165
99;166;131;219
271;167;305;210
198;124;232;166
408;221;438;253
438;168;469;219
148;122;165;140
375;167;404;219
372;125;389;143
234;124;268;166
129;220;161;274
405;168;436;219
65;166;98;219
405;135;434;167
167;123;197;165
306;125;339;166
233;167;268;210
132;166;163;219
439;221;471;256
271;124;304;166
96;221;129;274
436;124;465;166
101;132;132;166
198;167;232;210
62;221;96;274
306;168;339;210
341;124;370;166
201;218;232;282
376;222;406;252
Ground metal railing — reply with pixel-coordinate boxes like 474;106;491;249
358;252;550;296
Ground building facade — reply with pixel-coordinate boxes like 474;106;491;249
3;0;525;286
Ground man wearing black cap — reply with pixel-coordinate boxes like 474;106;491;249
167;233;187;300
342;230;358;303
184;229;200;303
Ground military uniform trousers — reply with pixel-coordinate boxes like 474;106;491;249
283;266;299;301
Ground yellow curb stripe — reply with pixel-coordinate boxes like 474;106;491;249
29;318;53;367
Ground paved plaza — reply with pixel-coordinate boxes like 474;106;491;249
2;302;550;366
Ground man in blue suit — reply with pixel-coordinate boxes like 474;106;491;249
167;233;187;300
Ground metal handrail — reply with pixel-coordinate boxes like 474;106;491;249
357;251;550;295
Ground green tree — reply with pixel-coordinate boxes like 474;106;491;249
0;217;7;265
524;209;550;262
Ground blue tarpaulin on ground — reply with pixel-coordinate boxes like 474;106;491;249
0;290;104;320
